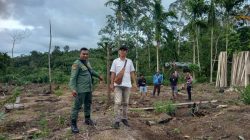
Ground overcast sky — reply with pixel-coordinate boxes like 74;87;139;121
0;0;175;57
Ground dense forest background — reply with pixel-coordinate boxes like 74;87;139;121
0;0;249;86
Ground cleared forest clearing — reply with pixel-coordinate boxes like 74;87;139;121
0;83;249;140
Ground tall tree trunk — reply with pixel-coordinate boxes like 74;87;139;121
192;36;196;80
148;43;151;69
48;21;52;94
135;31;139;72
118;19;121;48
226;14;229;53
177;31;181;57
177;13;183;57
213;33;221;69
196;26;201;71
156;41;160;72
11;40;15;58
210;27;214;83
193;38;196;64
106;44;111;104
136;45;138;72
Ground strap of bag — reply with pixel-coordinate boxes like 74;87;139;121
123;60;127;69
80;60;94;84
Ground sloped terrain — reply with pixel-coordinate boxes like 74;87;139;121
0;83;249;140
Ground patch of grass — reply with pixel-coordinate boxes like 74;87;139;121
57;115;67;127
39;117;50;137
33;114;51;139
172;128;181;134
0;134;7;140
129;108;144;113
98;95;107;104
64;129;74;139
241;85;250;105
153;100;176;116
226;99;241;105
0;112;5;122
54;89;63;96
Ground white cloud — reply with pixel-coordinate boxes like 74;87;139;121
0;0;176;57
0;18;34;31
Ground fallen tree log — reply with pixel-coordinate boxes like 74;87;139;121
4;103;24;112
129;100;218;111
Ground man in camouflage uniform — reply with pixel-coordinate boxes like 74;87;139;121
69;47;103;133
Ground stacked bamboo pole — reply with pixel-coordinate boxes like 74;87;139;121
216;52;227;87
231;51;249;87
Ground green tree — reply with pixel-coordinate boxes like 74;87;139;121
0;52;11;76
105;0;134;48
63;45;70;52
186;0;208;72
153;0;176;71
208;0;216;83
216;0;244;52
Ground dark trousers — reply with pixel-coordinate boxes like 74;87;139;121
71;92;92;121
153;84;161;96
187;86;192;101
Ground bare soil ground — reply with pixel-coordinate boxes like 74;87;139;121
0;83;249;140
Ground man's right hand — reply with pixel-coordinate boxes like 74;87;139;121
72;90;77;97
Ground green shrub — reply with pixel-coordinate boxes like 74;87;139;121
196;76;208;83
188;64;199;72
144;76;153;85
0;112;5;122
54;89;63;96
144;75;170;86
1;74;19;83
0;135;7;140
241;85;250;105
38;115;50;138
57;115;67;127
153;100;176;116
52;69;69;84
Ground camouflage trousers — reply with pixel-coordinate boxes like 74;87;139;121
71;92;92;121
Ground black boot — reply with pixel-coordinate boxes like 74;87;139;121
71;120;79;133
85;118;96;126
113;122;120;129
121;119;130;127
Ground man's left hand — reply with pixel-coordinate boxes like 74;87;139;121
133;83;137;90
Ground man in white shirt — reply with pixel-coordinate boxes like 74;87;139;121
110;45;137;129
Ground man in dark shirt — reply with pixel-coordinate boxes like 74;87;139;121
138;74;147;101
169;71;178;100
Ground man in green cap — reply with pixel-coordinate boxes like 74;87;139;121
69;47;103;133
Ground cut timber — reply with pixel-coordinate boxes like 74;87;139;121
231;51;249;87
4;103;24;111
216;52;227;87
129;100;218;111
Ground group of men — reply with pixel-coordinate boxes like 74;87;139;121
137;70;193;101
69;45;135;133
68;45;193;133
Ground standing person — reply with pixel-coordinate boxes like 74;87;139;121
186;72;193;101
110;45;137;129
152;71;163;96
137;74;147;101
169;71;178;100
69;47;103;133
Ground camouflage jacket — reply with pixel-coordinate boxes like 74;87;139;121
69;59;99;93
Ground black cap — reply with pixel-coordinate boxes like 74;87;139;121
119;45;128;51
